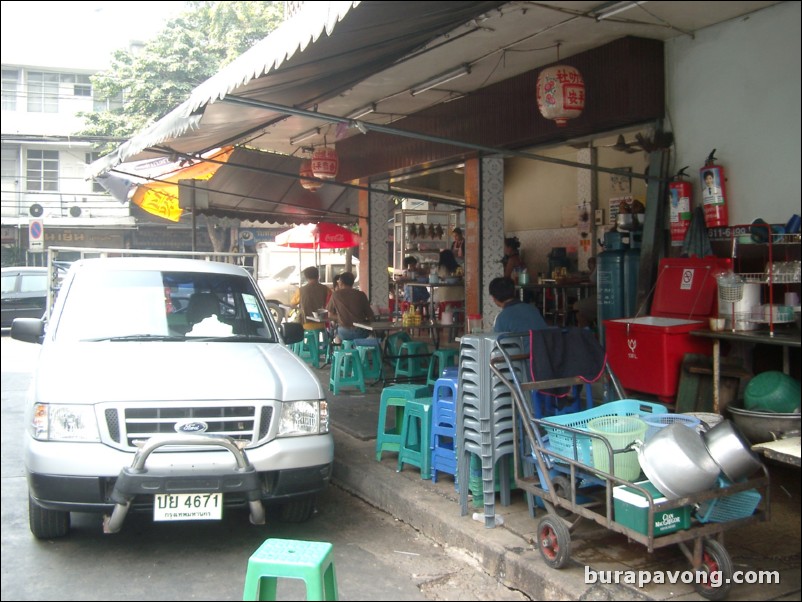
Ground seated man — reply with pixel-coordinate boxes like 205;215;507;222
326;271;374;341
489;277;548;333
402;256;430;306
573;257;598;328
290;266;332;330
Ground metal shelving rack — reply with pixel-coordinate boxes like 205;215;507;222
392;210;459;275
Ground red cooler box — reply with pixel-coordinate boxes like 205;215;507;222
605;257;731;400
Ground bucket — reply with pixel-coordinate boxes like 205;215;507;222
587;415;647;480
440;309;453;325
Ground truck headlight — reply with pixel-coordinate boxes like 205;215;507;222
277;400;329;436
31;404;100;442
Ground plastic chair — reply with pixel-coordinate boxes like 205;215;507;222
426;347;459;386
376;384;431;461
243;538;338;601
329;348;365;394
397;398;433;479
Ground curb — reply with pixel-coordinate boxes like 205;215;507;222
330;426;647;601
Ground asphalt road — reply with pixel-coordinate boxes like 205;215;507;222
0;336;528;601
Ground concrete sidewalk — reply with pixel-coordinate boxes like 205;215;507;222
320;371;801;601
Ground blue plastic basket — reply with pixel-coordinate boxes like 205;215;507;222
696;477;762;523
540;399;668;466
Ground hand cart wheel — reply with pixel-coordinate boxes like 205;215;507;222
694;539;733;601
537;515;571;569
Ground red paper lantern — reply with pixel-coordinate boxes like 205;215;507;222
299;159;322;191
536;65;585;127
311;147;339;180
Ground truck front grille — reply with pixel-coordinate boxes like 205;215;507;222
105;404;272;450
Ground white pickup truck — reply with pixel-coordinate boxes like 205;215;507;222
12;253;333;538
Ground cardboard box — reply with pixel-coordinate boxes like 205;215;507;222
613;480;691;536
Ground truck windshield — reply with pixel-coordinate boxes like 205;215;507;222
54;269;276;343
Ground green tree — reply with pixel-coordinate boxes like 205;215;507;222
81;1;283;153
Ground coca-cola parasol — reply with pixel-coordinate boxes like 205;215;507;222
274;222;359;249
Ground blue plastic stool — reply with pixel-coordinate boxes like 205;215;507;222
243;538;338;601
430;377;458;483
426;347;459;386
376;384;431;461
397;398;433;479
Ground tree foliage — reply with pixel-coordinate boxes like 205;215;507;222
81;1;283;154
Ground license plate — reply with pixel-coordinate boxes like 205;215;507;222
153;493;223;521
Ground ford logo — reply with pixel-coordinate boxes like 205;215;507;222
175;420;208;434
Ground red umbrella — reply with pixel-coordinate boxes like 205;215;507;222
274;223;359;249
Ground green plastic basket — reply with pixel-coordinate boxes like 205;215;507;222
587;415;647;481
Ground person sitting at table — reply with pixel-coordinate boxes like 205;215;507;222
489;276;548;333
326;271;374;341
434;249;464;321
290;266;331;331
402;256;430;307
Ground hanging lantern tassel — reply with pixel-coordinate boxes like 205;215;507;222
299;159;322;191
311;147;339;180
536;65;585;127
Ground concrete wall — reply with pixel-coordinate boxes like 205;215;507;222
665;1;800;226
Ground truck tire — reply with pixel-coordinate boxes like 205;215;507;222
279;495;316;523
29;495;70;539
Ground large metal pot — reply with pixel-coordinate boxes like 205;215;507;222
634;423;720;499
727;405;801;443
702;419;763;481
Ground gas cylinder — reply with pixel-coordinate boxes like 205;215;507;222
699;149;729;228
623;232;641;316
669;167;693;245
597;232;626;334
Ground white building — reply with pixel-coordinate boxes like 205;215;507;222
1;62;135;257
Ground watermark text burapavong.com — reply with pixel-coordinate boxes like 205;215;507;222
585;566;780;589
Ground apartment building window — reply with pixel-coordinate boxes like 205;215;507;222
27;72;59;113
26;150;59;192
62;73;92;97
93;89;124;113
85;152;104;192
2;69;19;111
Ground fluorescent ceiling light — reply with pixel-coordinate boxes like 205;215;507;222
346;103;376;120
410;65;471;96
594;1;648;21
290;128;320;146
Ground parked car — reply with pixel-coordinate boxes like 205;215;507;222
1;266;48;330
12;257;332;538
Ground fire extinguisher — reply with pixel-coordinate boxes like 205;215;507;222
669;167;693;246
699;149;729;228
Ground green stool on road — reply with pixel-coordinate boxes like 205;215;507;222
426;347;459;386
397;397;433;479
243;538;338;601
329;348;365;394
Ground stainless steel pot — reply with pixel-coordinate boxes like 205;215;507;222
634;422;721;499
702;419;763;481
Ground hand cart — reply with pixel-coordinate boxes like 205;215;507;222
489;336;771;601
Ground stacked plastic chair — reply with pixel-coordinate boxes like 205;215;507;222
430;374;459;483
456;333;528;528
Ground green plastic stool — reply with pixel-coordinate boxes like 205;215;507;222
426;347;459;386
355;341;383;380
376;384;431;461
298;330;323;368
397;398;433;479
329;349;365;394
394;341;430;379
384;331;412;358
243;538;338;601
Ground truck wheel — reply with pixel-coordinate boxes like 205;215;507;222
279;496;316;523
29;495;70;539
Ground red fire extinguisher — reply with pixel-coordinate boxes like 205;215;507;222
669;167;693;245
699;149;729;228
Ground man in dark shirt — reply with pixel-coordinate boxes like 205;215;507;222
326;271;374;341
489;277;548;333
